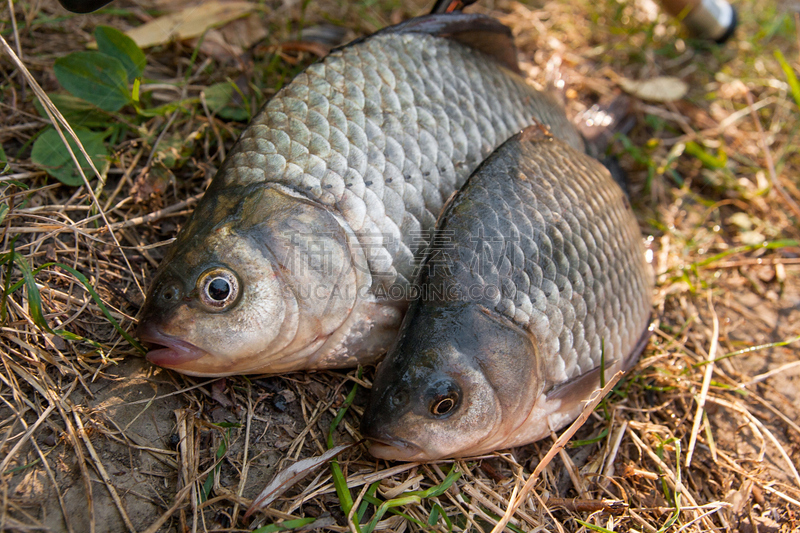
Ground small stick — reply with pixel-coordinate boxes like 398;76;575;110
141;486;192;533
746;390;800;436
629;431;717;531
707;396;800;489
105;194;203;231
602;419;628;482
231;382;254;525
73;411;138;533
760;484;800;507
0;403;55;474
6;0;24;96
544;496;627;515
347;483;371;532
555;439;587;497
686;290;719;467
490;371;624;533
739;360;800;388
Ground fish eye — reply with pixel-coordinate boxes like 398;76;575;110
197;268;240;310
427;380;461;418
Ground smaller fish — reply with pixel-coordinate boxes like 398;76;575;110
361;123;653;461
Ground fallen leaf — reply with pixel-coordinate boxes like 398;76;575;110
125;0;255;49
245;443;352;518
619;76;688;103
217;13;269;49
193;15;272;62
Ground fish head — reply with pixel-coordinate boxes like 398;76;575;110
138;185;360;376
362;302;544;461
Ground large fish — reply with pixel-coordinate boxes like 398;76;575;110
136;13;584;376
361;124;653;461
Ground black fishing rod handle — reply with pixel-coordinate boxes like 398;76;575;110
57;0;115;13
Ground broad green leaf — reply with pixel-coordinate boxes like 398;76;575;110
204;81;249;121
95;25;146;82
31;127;109;186
34;93;111;130
54;51;131;112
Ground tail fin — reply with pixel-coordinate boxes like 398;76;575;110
575;95;634;155
574;95;635;192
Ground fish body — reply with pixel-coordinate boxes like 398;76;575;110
361;125;653;461
137;14;584;377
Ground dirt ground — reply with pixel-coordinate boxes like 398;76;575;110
1;0;799;531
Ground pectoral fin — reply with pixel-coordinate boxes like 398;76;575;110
545;359;619;403
546;318;654;403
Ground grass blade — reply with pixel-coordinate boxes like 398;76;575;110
253;517;316;532
327;369;363;532
774;50;800;110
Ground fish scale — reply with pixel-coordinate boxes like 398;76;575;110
452;141;651;380
203;32;582;286
363;127;652;460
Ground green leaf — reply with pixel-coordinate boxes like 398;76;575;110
132;77;140;103
31;127;109;186
684;141;728;169
568;428;610;448
327;370;363;533
136;98;197;118
204;81;250;121
54;51;131;112
10;251;53;335
363;495;422;533
253;517;317;533
95;25;146;83
0;143;7;175
34;93;111;130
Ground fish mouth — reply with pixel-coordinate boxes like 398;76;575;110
137;322;208;367
365;434;426;462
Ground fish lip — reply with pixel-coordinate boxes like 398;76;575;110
365;435;426;461
137;322;208;367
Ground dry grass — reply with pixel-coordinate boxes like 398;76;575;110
1;0;799;531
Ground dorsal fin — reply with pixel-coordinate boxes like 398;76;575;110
374;13;521;74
